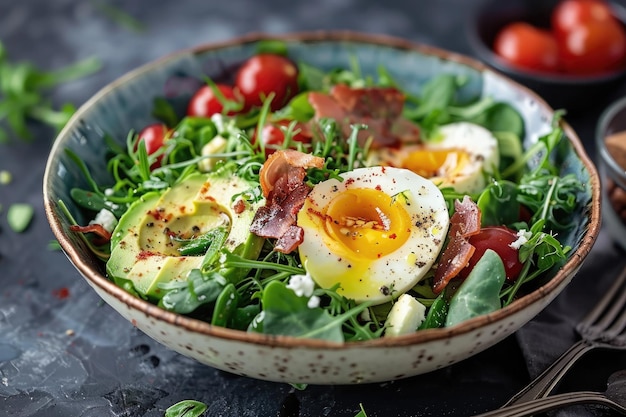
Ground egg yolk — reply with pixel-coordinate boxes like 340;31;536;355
402;148;470;179
322;188;411;260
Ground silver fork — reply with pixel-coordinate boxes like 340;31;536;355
503;263;626;406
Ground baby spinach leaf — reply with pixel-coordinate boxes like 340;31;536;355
445;249;506;327
159;270;226;313
211;283;239;327
261;281;344;342
477;180;519;227
164;400;207;417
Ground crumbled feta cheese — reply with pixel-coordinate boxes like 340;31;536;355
509;229;532;250
104;188;115;196
89;209;118;233
287;272;316;298
307;296;321;309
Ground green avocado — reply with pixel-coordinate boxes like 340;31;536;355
106;171;265;299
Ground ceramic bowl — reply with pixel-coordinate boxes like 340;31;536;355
44;31;601;385
596;96;626;251
467;0;626;113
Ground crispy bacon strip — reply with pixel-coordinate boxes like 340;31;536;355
259;149;324;197
432;196;482;294
70;224;112;246
251;149;324;253
308;84;420;149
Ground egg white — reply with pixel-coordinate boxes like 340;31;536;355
297;166;450;305
368;122;500;194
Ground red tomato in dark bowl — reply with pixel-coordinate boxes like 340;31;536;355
459;226;524;282
557;18;626;74
136;123;171;169
551;0;614;38
493;22;560;72
235;54;299;111
187;84;240;117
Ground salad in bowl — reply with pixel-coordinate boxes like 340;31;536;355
45;32;599;384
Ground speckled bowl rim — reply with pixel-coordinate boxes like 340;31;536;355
43;30;601;350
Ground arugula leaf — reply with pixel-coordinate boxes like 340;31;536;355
0;41;101;142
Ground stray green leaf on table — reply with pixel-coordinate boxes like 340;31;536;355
7;203;34;232
164;400;208;417
0;40;101;142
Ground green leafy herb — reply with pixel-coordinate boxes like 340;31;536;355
260;280;371;342
7;203;34;233
164;399;207;417
354;404;368;417
446;249;506;327
0;41;101;142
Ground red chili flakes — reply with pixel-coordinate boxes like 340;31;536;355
345;178;355;186
233;199;246;214
375;184;382;191
137;250;157;261
389;233;397;239
52;287;70;300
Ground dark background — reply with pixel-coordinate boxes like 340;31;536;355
1;1;626;416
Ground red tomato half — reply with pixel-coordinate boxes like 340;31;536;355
552;0;613;38
558;19;626;74
187;84;240;117
136;123;170;169
493;22;560;72
235;54;299;111
459;226;524;282
253;120;311;157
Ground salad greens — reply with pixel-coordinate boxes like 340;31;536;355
64;45;584;343
0;40;100;142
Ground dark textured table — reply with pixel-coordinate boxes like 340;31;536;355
2;1;626;416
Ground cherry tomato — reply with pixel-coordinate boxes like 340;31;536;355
253;120;311;157
493;22;560;72
558;19;626;74
235;54;299;111
459;226;524;282
136;123;170;169
186;84;240;117
552;0;613;38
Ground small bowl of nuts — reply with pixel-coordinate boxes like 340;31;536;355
597;96;626;251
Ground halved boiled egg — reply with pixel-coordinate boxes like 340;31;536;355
369;122;500;194
297;166;450;305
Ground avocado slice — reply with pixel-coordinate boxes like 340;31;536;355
106;171;265;299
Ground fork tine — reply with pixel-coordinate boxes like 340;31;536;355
577;265;626;336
